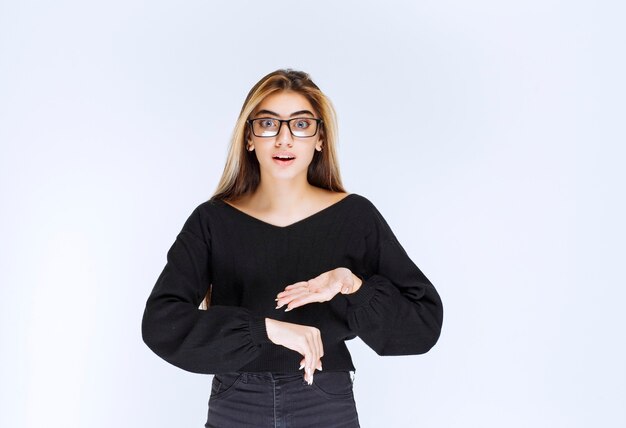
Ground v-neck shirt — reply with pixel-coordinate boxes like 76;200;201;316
141;192;443;374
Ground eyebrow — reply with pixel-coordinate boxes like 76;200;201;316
253;109;316;118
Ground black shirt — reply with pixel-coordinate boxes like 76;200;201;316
141;193;443;374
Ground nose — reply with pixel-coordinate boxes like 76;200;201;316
275;121;293;146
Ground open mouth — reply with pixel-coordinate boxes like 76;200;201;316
273;155;295;163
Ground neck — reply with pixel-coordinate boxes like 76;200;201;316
252;174;317;214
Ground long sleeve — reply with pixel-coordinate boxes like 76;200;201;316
141;204;272;374
341;201;444;355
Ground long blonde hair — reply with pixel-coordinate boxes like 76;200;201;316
210;69;346;202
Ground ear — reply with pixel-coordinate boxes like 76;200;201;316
245;124;253;143
245;129;254;151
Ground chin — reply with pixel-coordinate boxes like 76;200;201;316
270;171;303;180
263;166;307;180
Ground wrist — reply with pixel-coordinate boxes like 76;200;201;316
249;316;272;345
265;318;279;344
350;272;363;293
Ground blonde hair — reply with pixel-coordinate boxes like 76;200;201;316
210;69;346;202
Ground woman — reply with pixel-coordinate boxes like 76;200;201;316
141;69;444;427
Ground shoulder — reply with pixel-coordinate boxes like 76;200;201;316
334;193;392;236
185;198;223;220
344;192;375;208
345;194;399;240
344;193;385;218
197;197;224;213
177;198;228;237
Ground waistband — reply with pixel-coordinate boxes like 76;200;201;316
230;371;354;383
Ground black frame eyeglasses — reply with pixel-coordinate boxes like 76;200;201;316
246;117;323;138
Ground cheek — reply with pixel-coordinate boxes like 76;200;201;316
302;149;318;166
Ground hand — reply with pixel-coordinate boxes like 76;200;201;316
275;267;363;312
265;318;323;385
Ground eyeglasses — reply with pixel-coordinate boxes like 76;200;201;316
247;117;323;138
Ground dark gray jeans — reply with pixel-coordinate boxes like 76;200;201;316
205;371;360;428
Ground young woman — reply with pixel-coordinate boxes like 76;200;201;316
141;69;444;427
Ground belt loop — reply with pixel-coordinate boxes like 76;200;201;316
350;370;355;384
241;372;248;384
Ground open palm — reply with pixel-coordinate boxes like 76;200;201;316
275;267;359;311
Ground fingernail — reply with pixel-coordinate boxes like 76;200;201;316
317;364;323;371
275;303;283;309
299;364;305;370
284;307;292;312
308;374;314;385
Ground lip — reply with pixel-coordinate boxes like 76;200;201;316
273;152;296;159
272;157;295;166
272;152;296;166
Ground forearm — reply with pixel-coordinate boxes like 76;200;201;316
342;273;443;355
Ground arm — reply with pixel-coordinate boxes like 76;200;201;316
140;205;272;374
274;200;443;355
340;202;444;356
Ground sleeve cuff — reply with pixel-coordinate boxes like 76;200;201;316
343;277;377;307
248;316;272;345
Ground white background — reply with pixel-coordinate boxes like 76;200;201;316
1;1;625;427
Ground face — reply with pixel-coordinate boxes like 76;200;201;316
247;90;323;182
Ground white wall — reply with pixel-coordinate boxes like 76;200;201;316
1;1;624;427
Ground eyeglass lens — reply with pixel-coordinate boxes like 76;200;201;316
251;118;318;137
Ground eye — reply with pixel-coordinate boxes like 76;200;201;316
293;119;312;129
258;119;278;128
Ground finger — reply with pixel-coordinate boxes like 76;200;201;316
274;294;295;309
305;335;318;385
276;290;311;310
307;329;321;375
284;292;325;311
284;281;309;291
315;331;324;372
300;359;310;384
280;288;319;307
276;288;316;309
313;346;322;372
276;285;312;302
276;286;309;301
304;349;314;385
